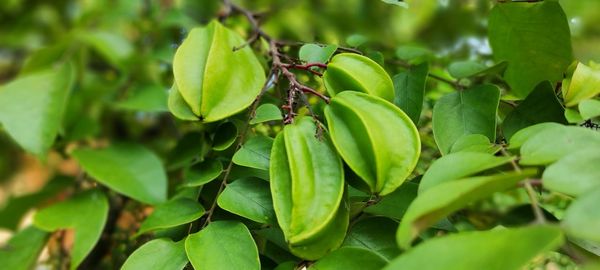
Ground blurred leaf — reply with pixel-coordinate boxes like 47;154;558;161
346;34;369;47
543;150;600;196
448;61;507;79
579;99;600;119
395;46;432;64
488;1;572;98
563;188;600;242
250;104;283;124
167;131;205;170
72;143;168;205
122;238;188;270
298;44;337;64
432;84;500;155
380;0;408;8
232;135;273;171
310;247;387;270
116;85;169;112
387;226;564;270
0;63;73;158
33;190;108;270
185;221;260;270
343;217;400;260
563;63;600;107
519;125;600;165
137;198;205;236
393;62;428;124
0;226;49;270
217;177;275;224
80;31;133;68
183;159;223;187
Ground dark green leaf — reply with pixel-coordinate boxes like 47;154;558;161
393;62;429;124
232;135;273;171
212;121;238;151
183;159;223;187
217;178;275;224
343;217;400;260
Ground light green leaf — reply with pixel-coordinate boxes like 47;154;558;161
310;247;388;270
564;108;584;124
419;152;514;193
250;104;283;124
579;99;600;119
217;178;275;224
346;34;368;47
395;46;432;64
380;0;408;8
502;81;567;140
449;134;500;154
80;31;133;68
0;63;73;158
183;159;223;187
72;143;168;205
397;170;535;249
116;85;168;112
520;125;600;165
122;239;188;270
168;84;198;121
137;198;205;236
563;188;600;242
447;61;507;79
343;217;400;260
393;62;429;124
507;122;563;150
387;226;564;270
432;84;500;155
543;150;600;196
33;190;108;270
232;135;273;171
185;221;260;270
563;63;600;107
0;226;49;270
488;1;572;98
298;44;337;64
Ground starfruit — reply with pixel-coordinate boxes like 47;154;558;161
324;91;421;195
270;117;348;260
170;20;266;122
323;53;394;101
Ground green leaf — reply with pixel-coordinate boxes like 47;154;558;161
33;190;109;270
323;53;395;101
298;44;337;64
396;170;535;249
543;150;600;196
217;178;275;224
502;81;567;140
432;84;500;155
579;99;600;119
507;122;563;150
250;104;283;124
563;63;600;107
393;62;429;124
563;188;600;242
449;134;500;154
0;63;73;158
343;217;400;260
122;239;188;270
387;226;564;270
519;125;600;165
212;121;238;151
0;176;71;230
167;131;205;170
395;45;432;64
380;0;408;8
137;198;205;236
447;60;507;79
364;182;417;221
418;152;514;193
346;34;369;47
172;20;266;122
564;108;584;124
183;159;223;187
0;226;49;270
116;85;168;112
325;91;420;195
232;135;273;171
72;143;168;205
488;1;572;98
309;247;388;270
80;31;133;68
185;221;260;270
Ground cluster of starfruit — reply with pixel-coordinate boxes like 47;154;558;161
169;21;421;260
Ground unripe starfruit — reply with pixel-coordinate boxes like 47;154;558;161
169;20;266;122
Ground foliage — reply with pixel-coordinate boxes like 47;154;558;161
1;0;600;269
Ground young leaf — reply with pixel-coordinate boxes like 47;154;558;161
309;247;388;270
33;190;109;270
432;84;500;155
298;44;337;64
0;63;73;158
387;226;564;270
72;143;168;205
116;85;168;112
563;63;600;107
122;239;188;270
543;150;600;196
137;198;205;236
579;99;600;119
172;20;266;122
323;53;395;101
250;104;283;124
393;62;429;124
343;217;400;260
520;125;600;165
563;188;600;242
418;152;514;193
0;226;49;270
183;159;223;187
185;221;260;270
488;1;572;98
325;91;420;195
217;178;275;224
397;169;536;249
232;135;273;171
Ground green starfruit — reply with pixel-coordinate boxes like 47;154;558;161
323;53;394;101
270;117;348;259
170;20;266;122
325;91;420;195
